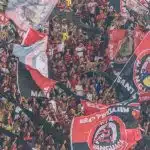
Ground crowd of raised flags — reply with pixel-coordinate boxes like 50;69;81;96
0;0;150;149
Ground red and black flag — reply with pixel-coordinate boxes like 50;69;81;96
81;99;140;116
13;28;81;99
111;31;150;101
107;27;146;66
71;105;142;150
22;28;46;46
81;100;108;115
13;29;56;98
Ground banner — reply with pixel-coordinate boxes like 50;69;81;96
134;26;147;49
22;28;46;46
14;37;48;77
17;62;49;98
14;29;82;99
6;0;58;31
107;28;146;65
71;106;142;150
81;99;140;115
13;37;56;95
139;92;150;103
132;32;150;101
106;29;126;62
81;100;108;115
110;32;150;101
86;71;134;101
109;0;120;12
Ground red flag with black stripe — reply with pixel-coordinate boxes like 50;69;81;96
13;30;56;98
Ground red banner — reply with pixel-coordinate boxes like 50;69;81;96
133;32;150;99
139;92;150;103
22;28;46;46
14;33;56;95
134;26;147;49
26;66;56;94
81;101;108;115
81;100;140;116
71;108;142;150
106;29;126;61
107;28;147;64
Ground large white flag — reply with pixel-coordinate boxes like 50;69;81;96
6;0;58;31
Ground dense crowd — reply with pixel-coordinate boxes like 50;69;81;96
0;0;150;149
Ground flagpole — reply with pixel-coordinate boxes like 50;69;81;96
48;16;54;79
104;32;149;98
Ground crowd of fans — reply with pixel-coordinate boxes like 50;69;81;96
0;0;150;149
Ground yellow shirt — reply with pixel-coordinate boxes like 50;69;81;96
66;0;72;7
62;32;69;41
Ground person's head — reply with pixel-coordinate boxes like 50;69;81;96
48;103;53;109
109;6;114;12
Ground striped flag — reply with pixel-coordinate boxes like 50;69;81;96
13;36;56;98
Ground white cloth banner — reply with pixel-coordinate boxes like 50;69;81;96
6;0;58;31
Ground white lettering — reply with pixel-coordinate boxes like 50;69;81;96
124;83;134;94
117;76;135;94
80;107;130;124
136;83;143;91
108;107;129;114
31;90;49;98
93;140;127;150
135;60;141;68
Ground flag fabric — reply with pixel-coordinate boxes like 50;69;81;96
81;99;140;116
106;29;126;63
106;28;147;100
81;100;108;115
109;0;120;12
110;32;150;101
107;28;146;65
13;37;48;77
14;28;81;99
71;105;142;150
17;62;49;98
22;28;46;46
139;92;150;103
134;26;147;49
13;36;56;97
26;66;56;94
5;0;58;32
132;32;150;102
